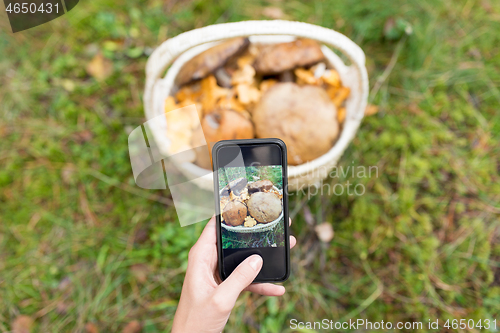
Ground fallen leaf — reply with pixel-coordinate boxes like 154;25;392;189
122;321;142;333
130;264;149;283
86;53;113;81
364;104;379;116
314;223;334;242
133;228;149;244
262;7;284;19
85;323;99;333
12;315;33;333
73;130;93;143
56;301;70;315
303;206;315;226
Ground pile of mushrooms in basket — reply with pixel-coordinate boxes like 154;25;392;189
219;177;283;229
164;37;352;168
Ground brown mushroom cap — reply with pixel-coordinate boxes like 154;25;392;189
247;192;282;223
191;109;255;169
202;109;255;144
222;200;248;226
253;39;325;75
247;180;273;194
176;38;250;86
253;82;339;165
221;177;248;196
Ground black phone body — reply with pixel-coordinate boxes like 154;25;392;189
212;138;290;283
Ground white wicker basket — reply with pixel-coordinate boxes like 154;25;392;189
144;20;368;191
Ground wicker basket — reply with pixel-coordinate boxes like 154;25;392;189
144;20;368;191
221;185;283;233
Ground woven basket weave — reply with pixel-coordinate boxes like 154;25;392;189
144;20;369;191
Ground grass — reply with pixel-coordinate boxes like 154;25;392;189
1;0;499;332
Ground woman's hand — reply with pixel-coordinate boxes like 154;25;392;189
172;216;296;333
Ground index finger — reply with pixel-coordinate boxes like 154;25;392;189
196;215;216;246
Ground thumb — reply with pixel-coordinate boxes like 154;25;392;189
216;255;263;304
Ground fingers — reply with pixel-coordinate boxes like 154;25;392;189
196;215;217;246
289;217;292;226
245;283;285;296
216;255;263;304
290;235;296;249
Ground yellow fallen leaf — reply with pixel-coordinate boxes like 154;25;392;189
122;320;142;333
12;315;33;333
262;6;284;19
365;104;379;116
314;222;334;242
86;53;113;81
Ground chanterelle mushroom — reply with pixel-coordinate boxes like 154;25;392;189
253;39;325;75
252;82;339;165
175;38;250;86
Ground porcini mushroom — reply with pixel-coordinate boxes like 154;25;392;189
247;192;282;223
253;39;325;75
221;177;248;196
222;200;248;226
252;82;339;165
247;180;273;194
176;38;250;86
191;109;255;169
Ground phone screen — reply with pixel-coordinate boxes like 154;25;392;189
214;141;289;282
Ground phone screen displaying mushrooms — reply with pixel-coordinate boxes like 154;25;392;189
213;139;290;282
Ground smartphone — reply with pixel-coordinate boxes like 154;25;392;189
212;138;290;283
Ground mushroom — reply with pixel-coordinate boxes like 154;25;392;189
247;192;282;223
253;39;325;75
252;82;339;165
247;180;273;194
175;38;250;86
222;200;248;226
221;177;248;196
191;109;255;169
